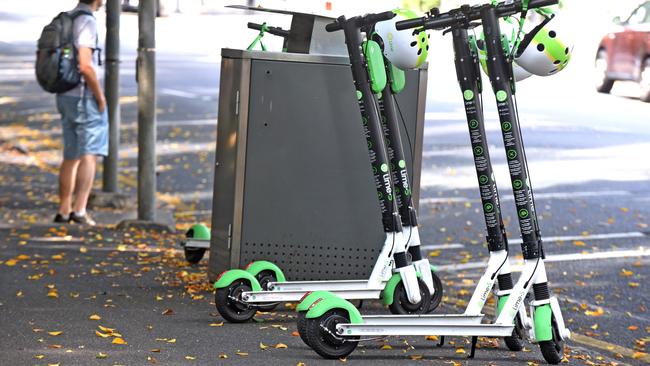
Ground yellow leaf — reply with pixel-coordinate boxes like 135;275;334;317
274;343;288;349
409;355;423;360
185;356;195;360
296;363;305;366
17;254;30;260
48;363;60;366
572;240;586;247
429;250;441;257
381;344;393;350
98;325;115;333
218;353;228;359
96;330;111;338
455;348;466;354
235;351;248;356
47;290;59;298
47;331;63;336
16;290;23;297
35;355;45;359
208;322;223;327
167;338;176;343
425;335;439;341
585;307;604;317
96;352;108;359
628;325;639;331
633;352;648;359
51;254;63;260
112;337;127;345
5;259;17;266
79;246;88;253
150;349;161;353
117;245;127;252
620;269;634;277
590;324;598;330
89;314;101;320
259;342;269;350
629;282;640;288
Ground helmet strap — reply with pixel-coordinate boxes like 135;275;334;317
514;13;554;58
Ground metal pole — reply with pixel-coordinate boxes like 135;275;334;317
137;0;157;221
103;0;121;193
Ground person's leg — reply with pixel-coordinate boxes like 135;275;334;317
72;154;97;214
59;159;80;216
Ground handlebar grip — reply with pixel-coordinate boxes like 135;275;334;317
526;0;558;10
367;10;396;24
325;21;342;32
395;17;425;30
247;22;264;31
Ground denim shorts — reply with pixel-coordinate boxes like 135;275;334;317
56;94;108;160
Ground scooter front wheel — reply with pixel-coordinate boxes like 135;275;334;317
503;315;525;351
305;309;358;359
539;316;565;364
427;270;444;313
389;278;431;315
215;280;257;323
254;270;279;311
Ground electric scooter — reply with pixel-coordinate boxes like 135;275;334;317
212;11;442;323
300;2;570;364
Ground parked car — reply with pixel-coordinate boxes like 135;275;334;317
595;1;650;102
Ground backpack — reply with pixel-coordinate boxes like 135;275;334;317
35;10;92;93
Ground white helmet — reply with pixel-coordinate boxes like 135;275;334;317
374;9;429;70
515;13;573;76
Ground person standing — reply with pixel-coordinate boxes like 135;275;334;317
54;0;107;225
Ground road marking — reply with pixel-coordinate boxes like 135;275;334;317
160;88;200;99
508;231;646;245
420;190;631;204
419;243;465;250
438;247;649;272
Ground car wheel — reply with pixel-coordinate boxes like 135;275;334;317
639;57;650;102
595;49;614;94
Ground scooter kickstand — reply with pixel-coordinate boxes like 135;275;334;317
468;336;478;359
437;335;445;347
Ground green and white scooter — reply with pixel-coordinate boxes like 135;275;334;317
180;22;291;265
212;11;442;323
300;1;571;364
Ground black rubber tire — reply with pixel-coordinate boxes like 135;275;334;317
388;277;431;315
305;309;358;359
254;270;279;311
184;247;206;264
349;299;364;310
215;280;256;323
539;316;565;365
503;315;525;351
426;270;444;313
639;58;650;102
296;311;310;347
595;49;614;94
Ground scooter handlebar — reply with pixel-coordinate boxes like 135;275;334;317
326;11;395;32
248;22;290;38
325;21;342;32
396;0;558;31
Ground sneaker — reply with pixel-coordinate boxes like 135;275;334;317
53;213;71;223
70;212;96;226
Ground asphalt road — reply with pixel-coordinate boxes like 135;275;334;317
1;7;649;366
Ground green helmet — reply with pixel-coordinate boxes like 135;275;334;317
475;19;532;82
515;13;573;76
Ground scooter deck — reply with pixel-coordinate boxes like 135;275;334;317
242;288;383;303
181;239;210;249
337;322;514;337
270;279;381;292
360;314;484;326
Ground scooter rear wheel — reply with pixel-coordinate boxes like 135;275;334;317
215;280;256;323
389;278;431;315
255;270;279;311
305;309;358;359
296;311;310;346
427;270;444;313
539;316;565;364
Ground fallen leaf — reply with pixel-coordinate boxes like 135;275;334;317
47;331;63;336
274;343;288;349
111;337;127;345
218;353;228;359
259;342;269;350
150;349;161;353
35;355;45;359
48;345;62;349
166;338;176;343
425;335;439;341
629;326;639;331
620;269;634;277
381;344;393;350
96;330;111;338
291;331;300;337
208;322;223;327
629;282;640;288
96;352;108;359
47;290;59;298
5;259;17;266
51;254;63;260
162;309;174;315
455;348;466;354
89;314;101;320
79;246;88;253
573;240;586;247
47;363;60;366
633;352;648;359
235;351;249;356
98;325;115;333
185;356;195;360
585;307;604;317
16;290;23;297
409;355;423;360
